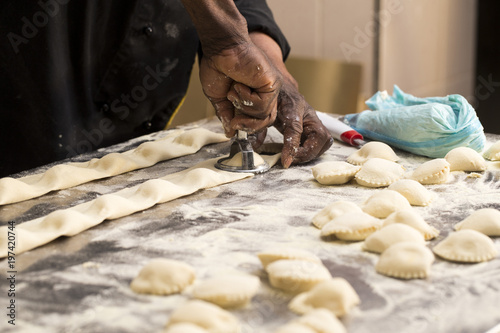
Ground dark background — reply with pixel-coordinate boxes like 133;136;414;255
475;0;500;134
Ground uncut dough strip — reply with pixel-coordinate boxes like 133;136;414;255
0;128;228;205
0;155;280;257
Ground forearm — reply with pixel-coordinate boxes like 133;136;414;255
181;0;250;56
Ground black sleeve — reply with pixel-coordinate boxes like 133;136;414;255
234;0;291;60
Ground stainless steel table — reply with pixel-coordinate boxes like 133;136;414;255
1;117;499;333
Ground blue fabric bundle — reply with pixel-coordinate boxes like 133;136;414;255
343;85;486;158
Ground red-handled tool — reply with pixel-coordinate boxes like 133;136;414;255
316;111;366;147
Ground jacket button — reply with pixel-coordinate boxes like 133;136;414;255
143;26;153;36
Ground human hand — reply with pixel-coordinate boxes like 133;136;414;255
199;42;282;138
181;0;282;138
273;77;333;168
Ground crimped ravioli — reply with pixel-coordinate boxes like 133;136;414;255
311;201;363;229
383;210;439;240
257;248;322;269
266;259;331;293
363;223;426;253
192;274;260;308
312;161;361;185
483;140;500;161
388;179;434;206
411;159;450;185
445;147;487;172
276;309;346;333
347;141;399;165
165;300;239;333
163;323;209;333
362;190;412;218
376;242;434;279
321;212;382;241
433;230;498;263
130;258;195;295
295;309;347;333
274;323;316;333
355;158;405;188
454;208;500;236
289;278;360;316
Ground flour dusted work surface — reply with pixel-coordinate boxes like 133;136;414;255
1;118;499;333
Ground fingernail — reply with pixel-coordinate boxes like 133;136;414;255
282;155;293;168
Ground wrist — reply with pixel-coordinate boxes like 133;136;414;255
182;0;250;56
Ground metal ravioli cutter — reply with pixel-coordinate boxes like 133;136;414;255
215;130;270;174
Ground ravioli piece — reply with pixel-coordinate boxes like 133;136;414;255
383;210;439;240
266;259;332;293
388;179;434;206
163;323;209;333
363;223;426;253
445;147;487;172
311;201;363;229
220;151;266;167
165;300;240;333
483;140;500;161
289;278;360;317
433;230;498;263
275;309;346;333
354;158;405;188
130;258;195;296
411;159;450;185
257;248;322;269
274;323;316;333
362;190;412;218
192;274;260;308
320;212;382;241
347;141;399;165
295;309;347;333
312;161;361;185
454;208;500;236
375;242;434;279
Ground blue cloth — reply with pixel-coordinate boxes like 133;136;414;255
344;85;486;158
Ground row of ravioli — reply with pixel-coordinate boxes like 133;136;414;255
309;139;500;281
127;245;360;333
313;139;500;187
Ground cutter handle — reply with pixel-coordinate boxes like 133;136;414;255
316;111;365;146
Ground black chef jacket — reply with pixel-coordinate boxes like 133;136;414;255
0;0;290;177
